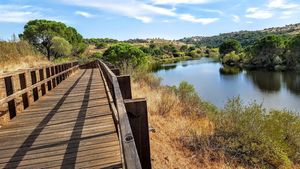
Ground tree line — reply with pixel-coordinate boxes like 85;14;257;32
218;34;300;70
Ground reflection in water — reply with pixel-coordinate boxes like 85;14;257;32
151;63;177;72
219;66;242;75
246;71;281;93
283;72;300;95
155;58;300;111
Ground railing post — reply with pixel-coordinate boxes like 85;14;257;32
51;66;56;88
39;68;46;96
12;73;23;114
4;76;16;120
31;70;39;101
46;67;52;91
0;77;9;125
117;75;132;99
124;98;151;169
19;72;29;110
25;70;34;105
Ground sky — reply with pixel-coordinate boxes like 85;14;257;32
0;0;300;40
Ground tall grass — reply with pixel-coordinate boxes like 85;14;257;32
0;40;50;72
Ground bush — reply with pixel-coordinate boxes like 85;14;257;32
50;36;72;58
90;52;102;59
72;42;88;56
103;43;148;69
183;97;300;169
174;81;206;117
95;42;107;49
223;51;240;65
157;88;178;116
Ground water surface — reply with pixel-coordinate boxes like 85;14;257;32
155;58;300;112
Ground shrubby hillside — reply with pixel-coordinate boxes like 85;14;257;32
180;23;300;47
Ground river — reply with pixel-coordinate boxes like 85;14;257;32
154;58;300;112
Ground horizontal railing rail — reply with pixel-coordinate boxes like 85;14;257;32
0;62;79;125
97;60;142;169
85;59;151;169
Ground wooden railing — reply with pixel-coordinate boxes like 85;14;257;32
0;62;79;125
93;60;151;169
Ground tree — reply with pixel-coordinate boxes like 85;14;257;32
20;19;83;59
50;36;72;57
219;39;242;56
180;45;188;52
250;35;285;67
103;43;148;68
285;34;300;66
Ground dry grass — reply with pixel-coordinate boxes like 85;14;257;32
132;74;239;169
0;41;50;73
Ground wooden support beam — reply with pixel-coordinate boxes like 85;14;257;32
117;75;132;99
124;98;151;169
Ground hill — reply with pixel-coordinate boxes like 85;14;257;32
179;23;300;47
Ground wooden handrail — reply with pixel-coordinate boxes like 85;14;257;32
97;60;142;169
0;61;79;125
0;65;79;105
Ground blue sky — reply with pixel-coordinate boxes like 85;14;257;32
1;0;300;40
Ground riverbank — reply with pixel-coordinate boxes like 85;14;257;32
132;71;300;169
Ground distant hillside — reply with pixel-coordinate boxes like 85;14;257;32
179;23;300;47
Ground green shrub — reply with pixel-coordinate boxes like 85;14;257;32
50;36;72;58
90;52;102;59
184;97;300;168
103;43;148;69
223;51;240;65
95;42;107;49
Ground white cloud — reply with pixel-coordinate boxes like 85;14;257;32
267;0;299;9
134;16;153;23
179;14;218;24
232;15;240;23
245;8;273;19
75;11;94;18
246;21;253;24
60;0;218;24
152;0;217;5
0;5;42;23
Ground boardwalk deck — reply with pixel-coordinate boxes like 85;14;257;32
0;69;122;169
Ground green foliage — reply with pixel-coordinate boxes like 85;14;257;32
223;51;240;65
250;35;285;67
180;23;300;47
20;19;83;59
50;36;72;58
198;97;300;168
285;34;300;66
95;42;107;49
171;81;215;116
103;43;148;68
84;38;118;44
90;52;102;59
72;42;88;56
219;39;242;56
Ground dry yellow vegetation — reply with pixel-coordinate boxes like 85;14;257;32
0;41;50;73
131;73;238;169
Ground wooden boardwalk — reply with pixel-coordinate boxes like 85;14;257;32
0;69;122;169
